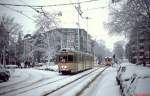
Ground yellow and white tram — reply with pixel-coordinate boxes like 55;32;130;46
56;49;94;74
104;57;113;66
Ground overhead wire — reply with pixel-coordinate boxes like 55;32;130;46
0;0;107;28
0;0;100;8
17;0;43;14
0;4;35;21
82;6;108;11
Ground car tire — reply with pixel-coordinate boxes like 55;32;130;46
116;77;120;85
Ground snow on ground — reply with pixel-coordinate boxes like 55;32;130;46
53;67;106;96
34;64;58;72
81;67;120;96
95;67;120;96
17;68;102;96
0;69;29;87
0;68;59;96
2;62;149;96
0;65;120;96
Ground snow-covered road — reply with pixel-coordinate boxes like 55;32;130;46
0;66;120;96
48;67;107;96
80;67;120;96
0;66;106;96
0;68;61;96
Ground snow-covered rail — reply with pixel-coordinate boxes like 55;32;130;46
44;67;108;96
0;72;30;89
0;67;107;96
0;74;69;96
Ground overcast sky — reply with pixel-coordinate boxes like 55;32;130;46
0;0;125;51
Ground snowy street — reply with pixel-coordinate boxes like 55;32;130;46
0;66;115;96
80;67;120;96
1;63;150;96
0;68;62;96
0;0;150;96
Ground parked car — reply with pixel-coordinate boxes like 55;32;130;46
122;73;150;96
0;65;10;82
116;63;150;96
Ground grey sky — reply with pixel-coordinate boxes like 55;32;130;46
0;0;125;50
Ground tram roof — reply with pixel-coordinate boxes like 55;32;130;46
56;48;93;56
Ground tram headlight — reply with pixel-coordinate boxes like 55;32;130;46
64;66;67;68
61;66;67;69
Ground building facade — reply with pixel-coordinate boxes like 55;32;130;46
23;28;93;63
127;31;150;64
49;28;93;53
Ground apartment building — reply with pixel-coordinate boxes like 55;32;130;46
49;28;93;53
127;31;150;64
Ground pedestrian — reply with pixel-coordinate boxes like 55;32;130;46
17;60;22;68
28;61;31;68
143;55;146;67
24;61;28;68
21;62;24;68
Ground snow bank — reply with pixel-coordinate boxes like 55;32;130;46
0;69;29;88
35;65;58;72
1;68;59;96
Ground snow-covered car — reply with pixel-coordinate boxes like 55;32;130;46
0;65;10;82
116;64;138;95
122;74;150;96
116;63;150;96
116;64;137;84
130;77;150;96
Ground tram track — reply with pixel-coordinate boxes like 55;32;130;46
20;68;100;96
77;66;108;96
43;67;108;96
0;74;69;96
0;72;30;89
0;67;105;96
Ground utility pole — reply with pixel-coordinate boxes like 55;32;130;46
86;16;88;53
77;0;80;51
23;38;26;63
136;31;139;64
75;0;83;51
15;43;17;65
3;46;6;66
75;3;91;52
85;16;91;53
47;31;51;66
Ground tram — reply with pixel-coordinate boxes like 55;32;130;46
56;48;94;74
104;57;113;66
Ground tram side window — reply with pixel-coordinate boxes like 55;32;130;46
74;55;77;62
68;55;73;62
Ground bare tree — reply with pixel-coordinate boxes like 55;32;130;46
93;40;112;64
113;40;125;60
106;0;150;37
0;15;23;65
34;11;61;32
32;11;61;63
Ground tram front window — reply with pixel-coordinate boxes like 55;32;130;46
68;55;73;62
59;56;67;63
59;55;73;63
